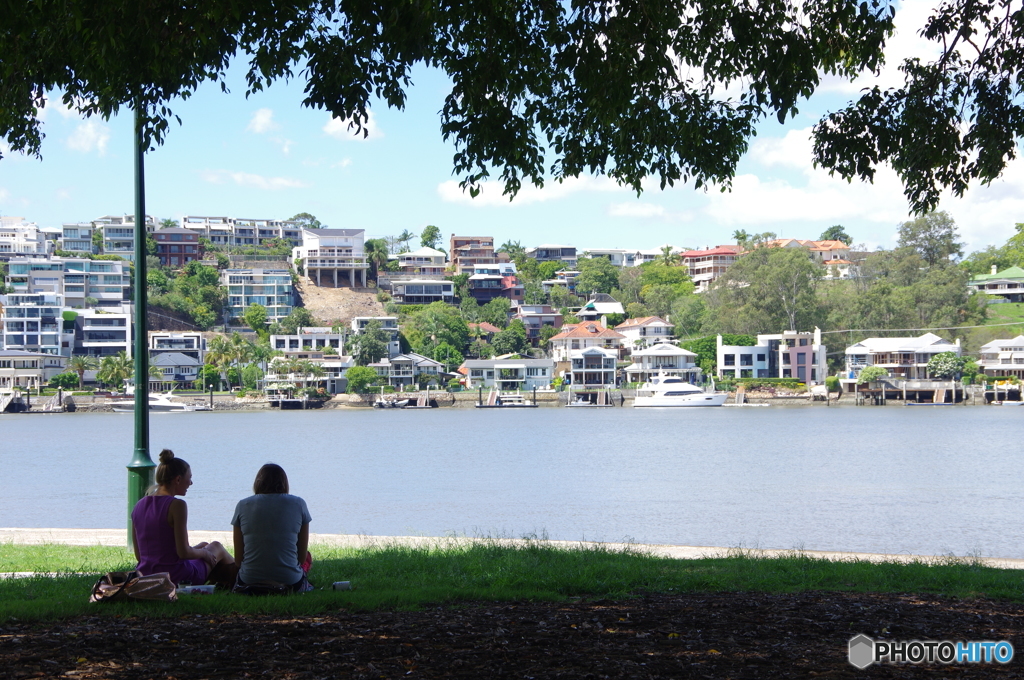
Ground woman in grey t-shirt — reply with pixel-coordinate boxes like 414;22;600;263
231;464;313;593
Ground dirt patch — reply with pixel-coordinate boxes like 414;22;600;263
295;278;384;327
4;591;1023;678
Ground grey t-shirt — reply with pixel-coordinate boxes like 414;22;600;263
231;493;312;585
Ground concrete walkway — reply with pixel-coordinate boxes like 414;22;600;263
4;528;1024;570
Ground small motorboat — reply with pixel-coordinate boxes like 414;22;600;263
374;396;410;409
109;391;198;412
633;374;728;407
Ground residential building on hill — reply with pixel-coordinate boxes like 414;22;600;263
94;214;156;262
292;228;368;288
0;293;71;356
576;293;625;321
977;335;1024;380
449;236;509;274
150;352;201;390
468;271;523;304
60;222;95;256
391;279;454;304
153;227;202;268
633;245;683;266
548;321;624;361
0;219;48;260
615;316;674;348
6;256;130;309
74;308;132;358
717;329;827;384
149;332;206;361
513;304;563;343
568;346;618;387
222;268;294;323
271;327;346;353
841;332;961;389
584;248;636;267
369;352;443;388
351;317;401;358
526;244;577;267
396;247;446;276
681;245;742;292
181;216;303;248
541;269;579;294
968;265;1024;303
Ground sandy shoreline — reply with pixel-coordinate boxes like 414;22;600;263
3;527;1023;570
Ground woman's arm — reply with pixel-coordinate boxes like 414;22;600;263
132;525;140;562
296;522;309;567
233;524;245;567
167;499;208;561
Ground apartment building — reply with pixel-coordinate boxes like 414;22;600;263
292;228;368;287
391;279;454;304
74;308;132;358
512;304;563;343
271;327;346;352
181;216;303;248
149;332;207;361
0;218;48;260
449;236;509;274
153;227;202;267
60;222;95;255
222;269;294;323
681;245;742;292
0;293;71;356
6;256;130;308
93;214;157;262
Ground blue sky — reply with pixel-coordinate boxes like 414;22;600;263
1;1;1021;254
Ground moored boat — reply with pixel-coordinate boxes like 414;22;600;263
633;374;727;407
109;391;199;412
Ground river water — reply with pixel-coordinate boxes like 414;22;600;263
2;405;1021;558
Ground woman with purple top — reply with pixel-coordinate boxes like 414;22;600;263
131;449;234;586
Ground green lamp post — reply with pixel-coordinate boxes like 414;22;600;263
126;107;155;549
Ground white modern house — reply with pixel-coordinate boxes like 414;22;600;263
271;327;346;353
463;357;554;390
265;350;355;395
526;245;578;267
293;227;369;288
841;332;962;390
396;247;446;276
614;316;674;348
624;343;700;384
6;255;131;309
717;329;827;384
391;279;455;304
0;219;48;259
977;335;1024;380
547;321;625;362
584;249;636;267
75;308;132;358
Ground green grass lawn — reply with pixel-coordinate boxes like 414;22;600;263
3;539;1023;623
984;302;1024;325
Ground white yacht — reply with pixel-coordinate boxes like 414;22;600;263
633;374;728;407
109;390;203;412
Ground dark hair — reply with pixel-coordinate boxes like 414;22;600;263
155;449;189;488
253;463;289;495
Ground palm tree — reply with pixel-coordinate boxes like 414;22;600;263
657;245;681;267
205;334;234;390
229;332;254;382
96;351;133;391
67;355;97;390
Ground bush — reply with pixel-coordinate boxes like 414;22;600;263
825;375;840;392
49;372;79;389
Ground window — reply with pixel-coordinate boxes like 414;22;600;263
756;354;766;362
797;352;806;364
471;369;484;377
740;369;753;378
798;338;808;346
723;354;735;366
797;366;806;380
740;354;753;366
782;354;791;365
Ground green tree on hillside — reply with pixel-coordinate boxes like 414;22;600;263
289;213;323;229
896;211;964;267
819;225;851;244
575;257;619;295
352;319;390;366
345;366;378;394
420;225;441;249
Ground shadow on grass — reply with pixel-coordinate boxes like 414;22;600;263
3;538;1023;622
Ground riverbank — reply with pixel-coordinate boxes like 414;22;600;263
5;528;1024;570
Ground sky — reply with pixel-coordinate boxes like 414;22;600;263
1;1;1021;255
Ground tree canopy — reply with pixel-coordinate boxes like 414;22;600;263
1;0;898;200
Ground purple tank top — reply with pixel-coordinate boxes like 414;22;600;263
131;495;208;585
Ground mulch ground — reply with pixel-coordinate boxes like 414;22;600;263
3;591;1023;679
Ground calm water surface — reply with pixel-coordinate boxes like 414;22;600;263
2;406;1021;558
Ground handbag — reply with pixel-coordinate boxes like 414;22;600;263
89;570;178;603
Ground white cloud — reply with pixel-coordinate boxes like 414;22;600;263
608;203;666;218
200;169;307;191
437;175;623;207
56;189;71;201
247;108;278;134
66;120;110;155
748;128;815;171
323;110;383;141
0;187;9;203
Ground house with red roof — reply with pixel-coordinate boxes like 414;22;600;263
614;316;674;349
547;321;625;362
681;245;742;292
